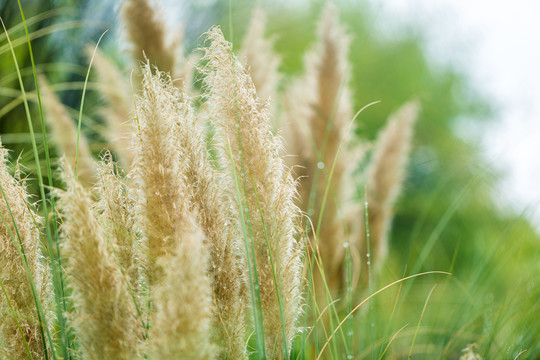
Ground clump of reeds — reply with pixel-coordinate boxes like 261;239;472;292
284;3;358;299
0;1;421;358
284;3;418;300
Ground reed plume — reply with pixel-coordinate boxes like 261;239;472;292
0;142;48;360
95;152;139;293
131;63;191;285
58;160;141;360
133;66;216;358
121;0;176;75
89;47;135;169
172;96;247;357
203;27;302;359
39;75;96;186
148;217;215;360
239;6;280;103
363;101;419;273
284;3;357;294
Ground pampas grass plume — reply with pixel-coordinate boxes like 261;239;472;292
285;2;355;294
239;6;280;103
89;47;135;169
0;141;48;360
121;0;176;75
58;160;140;360
172;97;247;357
149;218;215;360
204;27;302;359
132;64;189;285
365;101;419;266
39;75;96;186
95;153;139;292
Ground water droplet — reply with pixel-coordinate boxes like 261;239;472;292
367;261;371;265
347;330;353;337
347;355;353;359
317;161;325;169
343;242;349;248
366;253;370;258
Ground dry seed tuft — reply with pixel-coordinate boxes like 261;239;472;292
203;27;303;359
39;75;96;186
58;160;141;360
363;101;419;272
0;141;49;360
239;6;280;104
284;3;358;296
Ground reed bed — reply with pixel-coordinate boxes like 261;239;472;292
2;1;518;359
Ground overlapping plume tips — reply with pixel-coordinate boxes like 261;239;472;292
285;3;356;292
58;160;140;360
39;76;96;186
133;65;215;357
203;27;303;359
364;101;419;268
239;6;280;103
0;142;48;360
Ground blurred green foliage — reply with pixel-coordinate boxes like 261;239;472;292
1;0;539;357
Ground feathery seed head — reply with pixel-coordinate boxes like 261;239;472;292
203;27;303;358
239;6;281;103
0;141;48;360
121;0;176;74
58;159;141;360
363;101;419;267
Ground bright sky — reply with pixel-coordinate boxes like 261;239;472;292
366;0;540;224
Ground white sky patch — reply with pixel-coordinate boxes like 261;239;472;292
366;0;540;225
